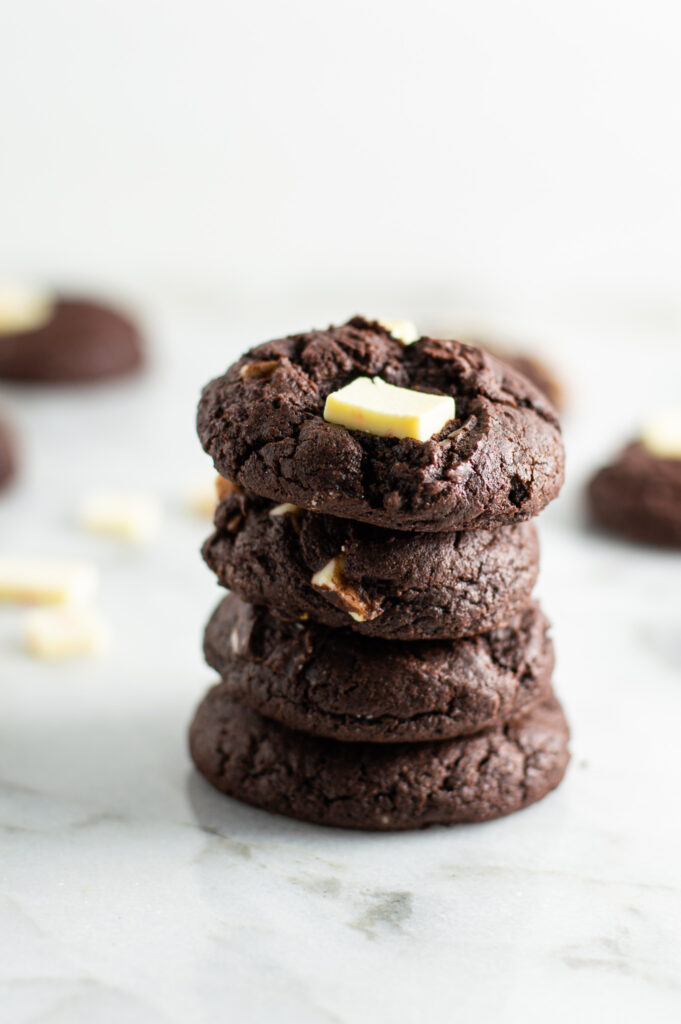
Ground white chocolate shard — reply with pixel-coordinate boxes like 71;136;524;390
640;409;681;459
24;606;110;659
311;555;380;622
0;282;54;334
78;492;161;544
269;503;300;517
0;559;98;605
324;376;455;442
378;318;419;345
311;556;345;591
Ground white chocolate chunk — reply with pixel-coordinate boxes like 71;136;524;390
311;555;380;622
311;556;344;590
324;376;455;442
24;606;111;659
78;492;161;544
0;559;98;605
0;282;54;335
378;318;419;345
269;503;300;517
641;409;681;459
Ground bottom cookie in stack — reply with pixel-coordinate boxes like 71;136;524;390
189;594;569;830
189;689;569;831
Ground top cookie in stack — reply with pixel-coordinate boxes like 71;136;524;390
191;317;569;831
197;316;564;532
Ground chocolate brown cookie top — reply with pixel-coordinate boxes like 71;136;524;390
203;594;554;742
0;297;144;383
189;689;570;830
0;419;15;491
203;486;540;640
588;442;681;548
197;317;564;531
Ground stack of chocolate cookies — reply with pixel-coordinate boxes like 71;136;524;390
190;317;569;830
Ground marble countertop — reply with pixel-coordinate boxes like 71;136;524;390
1;300;680;1023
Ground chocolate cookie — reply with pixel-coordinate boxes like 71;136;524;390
588;442;681;547
203;487;540;640
0;297;144;383
189;689;569;830
197;317;564;532
203;594;554;742
0;420;15;491
499;353;563;412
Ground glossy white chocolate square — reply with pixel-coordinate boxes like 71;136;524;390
324;376;455;442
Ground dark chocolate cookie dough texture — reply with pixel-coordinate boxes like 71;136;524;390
190;317;569;831
0;284;144;383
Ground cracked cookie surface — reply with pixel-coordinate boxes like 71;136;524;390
204;490;540;640
588;442;681;548
189;690;569;830
203;593;554;742
0;298;144;382
197;317;564;532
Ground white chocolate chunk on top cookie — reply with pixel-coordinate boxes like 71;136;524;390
24;606;111;659
0;282;54;335
78;492;161;544
640;409;681;459
0;559;98;605
323;376;455;442
377;318;419;345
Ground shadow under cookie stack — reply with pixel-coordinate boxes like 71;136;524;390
190;317;570;831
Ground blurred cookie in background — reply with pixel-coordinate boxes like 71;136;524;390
428;321;564;411
0;283;144;383
588;410;681;548
0;418;16;492
494;351;564;412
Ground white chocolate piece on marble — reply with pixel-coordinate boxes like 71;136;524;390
0;559;98;605
378;318;419;345
640;409;681;460
78;492;161;544
324;376;455;442
24;606;111;659
0;282;54;334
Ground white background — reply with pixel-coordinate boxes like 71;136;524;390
2;0;681;316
